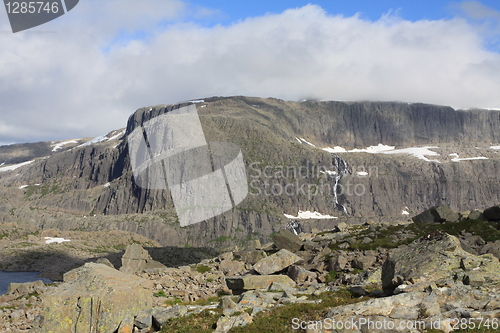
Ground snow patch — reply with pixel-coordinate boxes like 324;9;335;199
382;147;440;162
189;100;205;103
491;146;500;150
322;143;440;162
51;140;78;152
357;171;368;176
402;210;410;216
0;160;34;172
451;155;488;162
296;137;316;147
323;146;348;153
107;129;125;141
350;144;396;153
320;170;338;176
103;182;111;187
44;237;71;244
284;210;337;219
78;135;108;147
18;185;29;189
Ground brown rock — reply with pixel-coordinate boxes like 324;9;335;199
253;249;302;275
41;263;152;333
120;244;166;274
271;229;302;252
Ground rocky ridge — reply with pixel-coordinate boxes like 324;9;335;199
1;97;500;248
1;204;500;332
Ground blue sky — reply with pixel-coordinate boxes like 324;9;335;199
187;0;499;23
1;0;500;145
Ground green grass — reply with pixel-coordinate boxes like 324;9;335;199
328;219;500;251
159;289;369;333
153;290;167;297
160;308;223;333
208;236;233;243
230;289;369;333
194;265;211;274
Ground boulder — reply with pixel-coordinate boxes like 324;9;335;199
287;265;309;284
120;244;166;274
382;232;500;292
352;255;377;270
334;222;348;232
219;260;246;274
271;229;302;252
7;280;46;295
468;209;484;220
412;205;459;224
253;249;302;275
226;275;296;291
484;205;500;221
327;255;349;271
480;240;500;259
215;312;252;333
41;263;153;333
237;250;267;265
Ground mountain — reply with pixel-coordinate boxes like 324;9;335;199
1;96;500;247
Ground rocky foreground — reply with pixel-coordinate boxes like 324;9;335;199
1;204;500;333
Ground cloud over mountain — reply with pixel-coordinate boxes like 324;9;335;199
1;1;499;144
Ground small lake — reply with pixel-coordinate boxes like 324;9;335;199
0;271;52;295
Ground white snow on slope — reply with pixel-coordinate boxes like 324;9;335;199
51;140;78;152
451;156;488;162
323;146;348;153
284;210;337;219
107;129;125;141
296;137;316;147
44;237;71;244
322;143;440;162
0;160;34;172
491;146;500;150
320;170;338;176
78;135;108;147
382;147;440;162
349;144;396;153
19;185;29;189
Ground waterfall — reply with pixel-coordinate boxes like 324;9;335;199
331;154;350;214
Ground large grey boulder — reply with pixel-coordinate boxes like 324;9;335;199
120;243;166;274
412;205;459;224
271;229;302;252
253;249;302;275
382;232;500;292
41;263;153;333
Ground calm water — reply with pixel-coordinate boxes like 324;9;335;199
0;271;52;295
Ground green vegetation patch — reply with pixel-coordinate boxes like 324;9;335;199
161;308;223;333
329;219;500;251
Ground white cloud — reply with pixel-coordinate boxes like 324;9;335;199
0;2;499;144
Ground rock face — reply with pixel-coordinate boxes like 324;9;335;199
382;232;500;292
41;263;153;333
120;244;166;274
2;97;500;248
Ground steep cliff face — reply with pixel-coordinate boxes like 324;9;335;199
1;97;500;247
